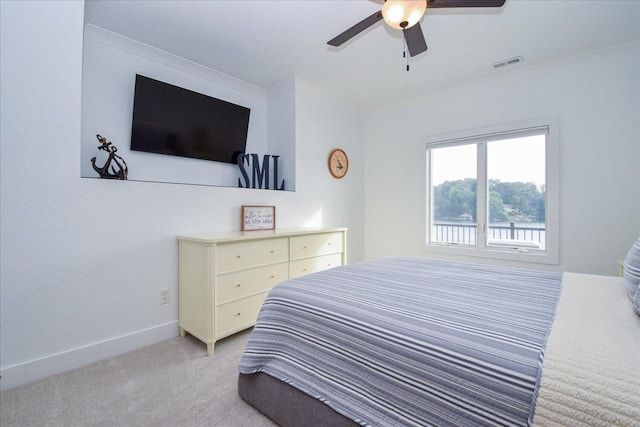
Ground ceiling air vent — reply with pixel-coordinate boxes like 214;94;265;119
492;56;523;69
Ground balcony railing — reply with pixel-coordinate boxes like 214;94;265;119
432;221;546;249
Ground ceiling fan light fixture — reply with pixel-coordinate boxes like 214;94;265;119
382;0;427;30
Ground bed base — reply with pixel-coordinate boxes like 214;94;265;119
238;373;359;427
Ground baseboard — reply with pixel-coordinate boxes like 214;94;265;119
0;321;179;391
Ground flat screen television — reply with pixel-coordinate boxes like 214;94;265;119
130;74;250;164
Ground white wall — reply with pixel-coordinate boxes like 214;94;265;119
294;79;366;246
364;41;640;275
267;79;296;190
0;0;364;390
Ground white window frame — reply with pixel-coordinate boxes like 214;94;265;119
424;118;559;265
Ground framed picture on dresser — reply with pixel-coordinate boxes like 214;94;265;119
241;205;276;231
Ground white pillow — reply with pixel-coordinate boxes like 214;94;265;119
623;238;640;299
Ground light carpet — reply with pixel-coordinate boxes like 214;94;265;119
0;330;277;426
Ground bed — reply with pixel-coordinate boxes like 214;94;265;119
238;257;640;426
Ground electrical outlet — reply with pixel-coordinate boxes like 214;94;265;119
159;288;170;305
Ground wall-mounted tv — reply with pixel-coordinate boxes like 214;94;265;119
130;74;250;164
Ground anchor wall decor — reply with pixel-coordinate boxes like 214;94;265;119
91;134;128;180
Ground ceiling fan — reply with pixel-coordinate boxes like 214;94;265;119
327;0;506;57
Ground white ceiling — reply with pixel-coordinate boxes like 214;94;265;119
84;0;640;111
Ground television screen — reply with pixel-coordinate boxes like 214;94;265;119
130;74;250;164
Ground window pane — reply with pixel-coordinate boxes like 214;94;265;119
430;144;477;245
487;135;546;250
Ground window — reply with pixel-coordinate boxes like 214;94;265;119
425;119;559;264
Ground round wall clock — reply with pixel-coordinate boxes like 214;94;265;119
328;148;349;179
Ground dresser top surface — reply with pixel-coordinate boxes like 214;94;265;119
178;227;347;244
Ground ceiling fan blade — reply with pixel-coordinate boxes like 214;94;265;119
427;0;506;8
403;22;428;57
327;11;383;47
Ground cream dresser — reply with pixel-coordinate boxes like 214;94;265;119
178;227;347;355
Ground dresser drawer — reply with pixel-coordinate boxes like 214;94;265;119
290;232;343;260
289;253;343;279
216;292;269;335
216;238;288;273
217;263;287;304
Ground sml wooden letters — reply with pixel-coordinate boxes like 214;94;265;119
237;154;285;190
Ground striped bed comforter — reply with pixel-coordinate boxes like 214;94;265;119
238;257;563;426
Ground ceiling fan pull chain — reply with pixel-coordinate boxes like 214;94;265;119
403;38;410;72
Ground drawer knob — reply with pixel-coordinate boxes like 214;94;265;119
328;242;332;246
303;245;307;249
235;312;241;317
235;284;242;288
235;255;241;259
269;250;275;253
303;268;308;272
327;264;332;267
270;275;276;279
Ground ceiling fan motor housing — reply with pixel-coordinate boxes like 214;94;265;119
382;0;427;30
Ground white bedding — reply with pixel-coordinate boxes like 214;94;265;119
533;272;640;426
